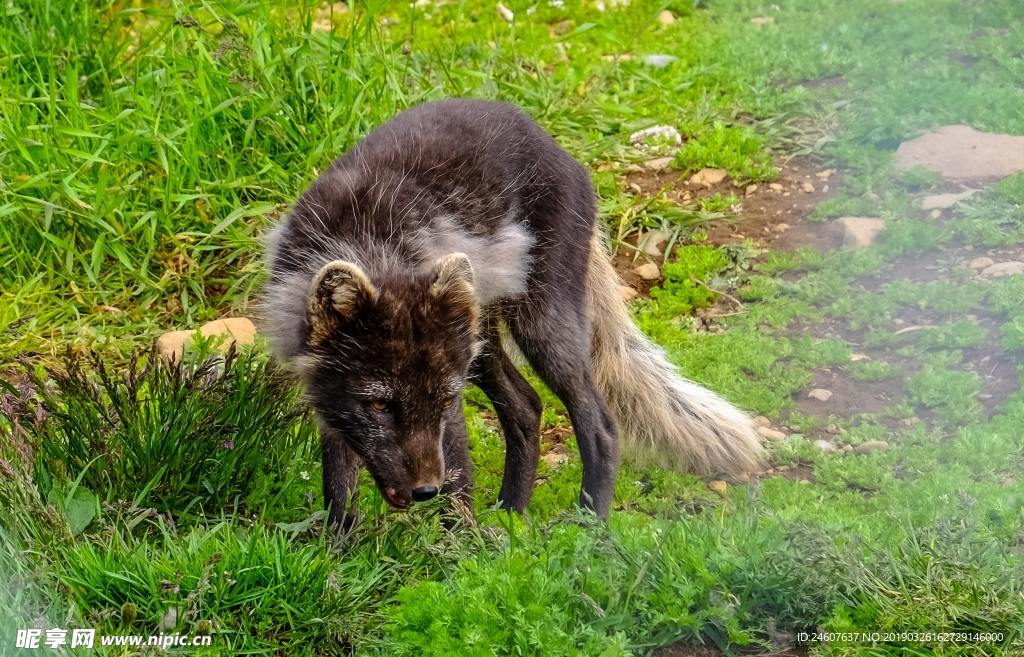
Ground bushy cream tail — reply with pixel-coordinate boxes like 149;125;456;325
586;227;764;478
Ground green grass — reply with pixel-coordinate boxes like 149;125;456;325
3;0;1024;655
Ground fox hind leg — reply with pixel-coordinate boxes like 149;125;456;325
506;299;619;518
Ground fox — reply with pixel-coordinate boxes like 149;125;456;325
261;99;763;529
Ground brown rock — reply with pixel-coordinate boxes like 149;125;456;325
688;167;728;188
619;285;640;301
757;426;786;442
707;480;728;496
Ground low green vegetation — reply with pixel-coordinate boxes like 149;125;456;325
3;0;1024;655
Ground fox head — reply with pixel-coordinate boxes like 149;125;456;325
301;253;479;509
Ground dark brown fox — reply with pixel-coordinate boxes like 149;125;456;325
261;99;763;528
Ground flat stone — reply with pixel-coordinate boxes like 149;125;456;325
814;439;836;452
633;263;661;280
853;440;889;455
849;353;871;362
642;54;677;68
689;167;728;188
807;388;833;402
920;189;977;210
980;261;1024;278
968;256;995;270
836;217;886;247
619;285;639;301
751;16;774;26
896;125;1024;181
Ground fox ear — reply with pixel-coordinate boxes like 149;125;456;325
430;253;475;304
430;253;478;334
307;260;377;344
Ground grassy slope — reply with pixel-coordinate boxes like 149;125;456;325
2;0;1023;655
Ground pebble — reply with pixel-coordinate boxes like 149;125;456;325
707;480;728;496
801;181;815;193
657;9;675;25
968;256;995;270
619;285;639;301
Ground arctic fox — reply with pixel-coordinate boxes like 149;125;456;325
261;99;762;528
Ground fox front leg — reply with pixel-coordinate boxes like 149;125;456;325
320;425;362;535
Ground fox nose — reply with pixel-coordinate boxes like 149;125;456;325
411;486;439;502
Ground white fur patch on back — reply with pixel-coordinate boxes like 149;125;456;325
415;215;533;305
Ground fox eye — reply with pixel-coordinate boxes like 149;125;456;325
442;397;455;409
368;400;388;412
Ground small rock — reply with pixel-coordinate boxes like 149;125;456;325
929;209;942;220
814;439;836;452
156;317;257;364
836;217;886;247
689;167;728;188
633;263;661;280
849;353;871;362
643;156;674;171
919;189;977;210
754;415;771;427
757;426;787;442
638;228;672;256
816;169;835;180
772;223;790;233
707;480;728;496
642;54;677;68
853;440;889;455
980;261;1024;278
807;388;833;402
801;181;815;193
751;16;774;26
745;184;758;195
495;2;514;23
768;182;784;191
968;256;995;270
629;125;682;147
619;285;640;301
657;9;675;25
